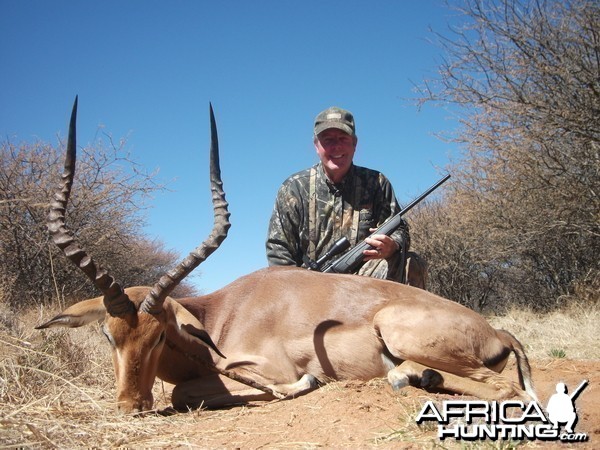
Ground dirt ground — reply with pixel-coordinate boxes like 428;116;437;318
158;358;599;448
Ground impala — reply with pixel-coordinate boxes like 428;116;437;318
37;98;537;413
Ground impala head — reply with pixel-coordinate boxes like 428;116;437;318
36;97;229;412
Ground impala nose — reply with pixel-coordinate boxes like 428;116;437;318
116;394;153;414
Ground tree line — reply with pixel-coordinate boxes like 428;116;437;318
410;0;599;311
0;139;194;309
1;0;597;312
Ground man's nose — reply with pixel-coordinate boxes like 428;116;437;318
327;139;342;149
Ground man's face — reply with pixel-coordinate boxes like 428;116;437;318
314;128;357;183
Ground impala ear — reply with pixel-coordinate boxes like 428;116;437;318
166;299;226;358
36;297;106;329
179;323;226;359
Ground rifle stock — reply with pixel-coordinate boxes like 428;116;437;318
316;174;450;274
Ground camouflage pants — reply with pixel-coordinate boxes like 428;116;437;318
358;251;427;290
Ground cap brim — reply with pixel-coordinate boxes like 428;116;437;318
314;123;354;136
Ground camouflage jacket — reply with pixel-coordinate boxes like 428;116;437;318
266;163;410;268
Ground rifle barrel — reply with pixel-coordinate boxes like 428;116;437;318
398;173;451;217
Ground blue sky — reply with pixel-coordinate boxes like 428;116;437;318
1;0;461;294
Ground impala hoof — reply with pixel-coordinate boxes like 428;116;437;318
387;372;410;391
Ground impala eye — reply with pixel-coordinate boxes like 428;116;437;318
102;325;116;347
156;331;166;347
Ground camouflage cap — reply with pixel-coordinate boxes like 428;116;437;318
314;106;356;137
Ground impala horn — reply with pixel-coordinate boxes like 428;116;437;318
140;103;231;315
47;97;135;316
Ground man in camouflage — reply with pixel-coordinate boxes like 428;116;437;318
266;106;424;286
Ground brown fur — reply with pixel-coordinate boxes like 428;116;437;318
37;266;537;412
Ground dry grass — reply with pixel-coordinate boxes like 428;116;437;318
1;298;598;448
488;301;600;360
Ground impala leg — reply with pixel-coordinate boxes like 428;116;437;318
431;363;532;401
268;373;319;398
172;373;319;410
387;360;441;391
387;360;529;401
172;374;274;410
388;360;498;398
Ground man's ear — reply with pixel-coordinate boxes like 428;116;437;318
313;134;320;149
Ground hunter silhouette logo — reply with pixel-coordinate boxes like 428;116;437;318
415;379;590;443
546;380;588;435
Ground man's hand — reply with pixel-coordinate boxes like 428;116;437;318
363;229;399;261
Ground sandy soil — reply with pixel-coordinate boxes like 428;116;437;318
157;358;599;448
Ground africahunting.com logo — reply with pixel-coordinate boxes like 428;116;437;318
415;380;589;443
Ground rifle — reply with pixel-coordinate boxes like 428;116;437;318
305;174;450;274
